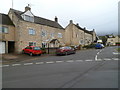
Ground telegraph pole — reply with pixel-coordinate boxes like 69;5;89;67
12;0;13;9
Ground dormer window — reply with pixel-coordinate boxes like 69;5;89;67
21;7;34;22
24;15;34;22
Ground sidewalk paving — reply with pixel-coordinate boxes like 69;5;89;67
1;53;53;64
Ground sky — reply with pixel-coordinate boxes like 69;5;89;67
0;0;119;36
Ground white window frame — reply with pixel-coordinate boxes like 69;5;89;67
0;26;8;33
24;15;34;22
41;30;47;37
50;33;54;38
29;29;35;35
58;33;62;38
29;42;36;46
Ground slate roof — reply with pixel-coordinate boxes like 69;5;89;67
0;13;14;26
75;24;92;35
10;8;64;29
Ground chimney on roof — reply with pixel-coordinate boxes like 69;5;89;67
70;20;73;24
93;29;95;31
25;4;31;11
84;27;86;30
76;23;79;26
55;16;58;22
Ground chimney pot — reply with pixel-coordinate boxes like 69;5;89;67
25;5;31;11
55;16;58;22
76;23;79;26
84;27;86;30
70;20;73;24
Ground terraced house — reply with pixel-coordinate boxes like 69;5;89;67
7;6;65;53
0;13;15;54
65;20;97;46
0;5;97;54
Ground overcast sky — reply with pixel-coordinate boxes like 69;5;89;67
0;0;119;35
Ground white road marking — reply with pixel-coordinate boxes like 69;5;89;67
95;55;98;61
24;63;33;65
97;59;102;61
46;61;54;64
3;65;9;67
66;60;74;63
56;61;64;63
75;60;83;62
113;52;120;55
112;58;119;60
85;60;93;62
36;62;44;64
104;58;111;61
100;50;103;52
12;64;21;66
97;52;100;54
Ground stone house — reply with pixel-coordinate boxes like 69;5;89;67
0;6;97;54
7;6;65;53
0;13;15;54
65;20;97;46
106;35;120;46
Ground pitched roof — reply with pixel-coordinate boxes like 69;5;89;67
75;24;92;35
50;39;60;43
10;8;64;29
0;13;14;26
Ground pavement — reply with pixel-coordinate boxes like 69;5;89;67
1;53;53;64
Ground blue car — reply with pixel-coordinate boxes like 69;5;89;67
95;43;104;49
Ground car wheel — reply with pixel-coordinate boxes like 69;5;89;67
29;52;33;56
65;52;68;55
38;54;41;56
73;51;76;54
22;50;25;54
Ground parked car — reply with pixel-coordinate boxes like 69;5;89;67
22;46;42;56
95;43;104;49
56;46;76;55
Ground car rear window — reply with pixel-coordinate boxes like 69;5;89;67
33;47;41;50
59;47;66;49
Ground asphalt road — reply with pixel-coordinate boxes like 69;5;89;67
2;46;119;88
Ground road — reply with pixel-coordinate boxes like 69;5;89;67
2;46;119;88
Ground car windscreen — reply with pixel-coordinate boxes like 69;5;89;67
59;47;66;49
33;47;41;50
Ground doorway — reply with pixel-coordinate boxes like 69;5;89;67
8;41;15;53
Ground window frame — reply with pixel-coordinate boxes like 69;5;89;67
41;30;47;37
29;42;36;46
24;15;34;22
29;28;35;35
58;33;62;38
0;26;8;33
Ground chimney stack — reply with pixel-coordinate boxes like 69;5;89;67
76;23;79;26
55;16;58;22
84;27;86;30
25;4;31;11
70;20;73;24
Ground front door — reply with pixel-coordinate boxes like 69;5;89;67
8;41;15;53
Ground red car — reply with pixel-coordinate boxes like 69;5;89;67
22;46;42;56
56;46;76;55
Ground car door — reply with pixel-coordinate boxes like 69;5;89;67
27;47;33;54
24;47;29;53
69;47;73;54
